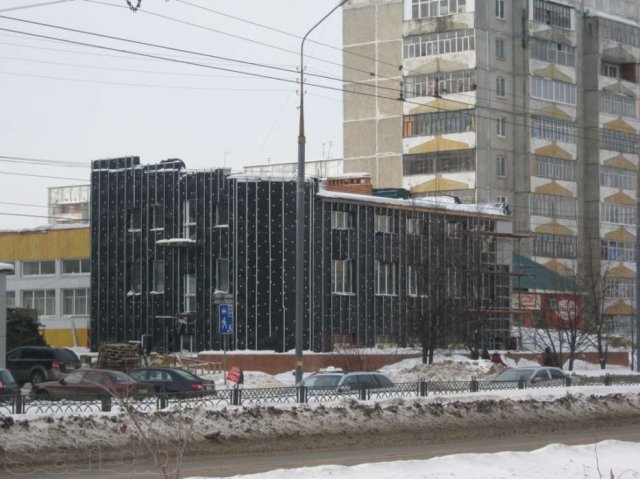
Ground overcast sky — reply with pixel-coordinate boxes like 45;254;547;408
0;0;344;229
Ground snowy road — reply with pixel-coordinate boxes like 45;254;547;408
13;422;640;478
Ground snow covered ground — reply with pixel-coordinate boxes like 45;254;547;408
5;352;640;478
226;440;640;479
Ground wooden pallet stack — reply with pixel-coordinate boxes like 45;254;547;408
96;343;143;373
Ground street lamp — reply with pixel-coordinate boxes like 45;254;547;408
295;0;348;384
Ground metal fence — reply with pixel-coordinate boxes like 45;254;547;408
2;373;639;416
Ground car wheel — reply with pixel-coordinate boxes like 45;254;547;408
31;371;46;386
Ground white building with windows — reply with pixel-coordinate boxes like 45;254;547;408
0;224;90;347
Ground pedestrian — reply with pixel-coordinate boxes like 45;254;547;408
491;351;505;365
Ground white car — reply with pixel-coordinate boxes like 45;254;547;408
494;367;567;384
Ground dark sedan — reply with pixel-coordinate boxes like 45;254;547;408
130;367;216;396
32;369;152;399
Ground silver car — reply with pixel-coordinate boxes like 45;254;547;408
494;367;567;385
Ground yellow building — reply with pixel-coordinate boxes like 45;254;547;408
0;225;90;348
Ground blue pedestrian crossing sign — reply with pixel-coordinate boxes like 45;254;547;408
218;304;234;334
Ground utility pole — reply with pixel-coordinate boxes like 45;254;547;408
295;0;348;384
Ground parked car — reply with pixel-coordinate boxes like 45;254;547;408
298;370;394;390
0;369;19;399
493;367;567;385
7;346;81;387
32;369;152;399
129;367;216;396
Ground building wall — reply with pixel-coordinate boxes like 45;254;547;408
91;158;513;353
343;0;640;338
0;226;90;347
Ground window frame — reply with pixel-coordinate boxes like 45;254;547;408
375;261;398;296
331;259;353;294
22;289;56;316
62;288;89;316
61;258;90;275
22;260;56;276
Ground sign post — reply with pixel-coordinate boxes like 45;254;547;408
218;304;234;385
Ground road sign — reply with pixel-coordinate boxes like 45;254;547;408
218;304;234;334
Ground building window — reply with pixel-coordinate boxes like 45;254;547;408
184;274;196;312
403;69;476;98
495;0;505;19
331;211;352;230
403;148;476;175
600;18;640;48
531;194;577;218
530;76;576;105
408;266;418;296
605;278;635;299
403;29;475;59
600;92;636;118
495;38;505;59
496;156;506;177
496;196;508;206
530;39;575;67
62;288;89;316
215;203;228;226
496;116;506;137
535;156;576;181
602;63;619;79
531;116;576;143
534;233;577;258
183;200;196;240
129;209;141;230
406;218;423;235
601;240;635;262
152;205;164;229
533;0;571;29
153;260;165;292
403;109;475;138
447;221;463;239
22;260;55;276
374;214;393;233
375;261;397;295
62;258;90;274
216;258;229;292
600;203;636;225
496;77;506;97
411;0;466;19
331;259;353;294
600;166;636;190
6;291;15;308
132;261;142;294
600;129;639;154
22;290;55;316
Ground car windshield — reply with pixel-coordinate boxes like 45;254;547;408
55;349;80;362
171;369;200;381
0;370;16;387
304;375;341;387
106;371;136;384
495;369;534;381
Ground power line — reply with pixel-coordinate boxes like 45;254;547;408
0;70;294;92
86;0;399;84
0;200;49;208
0;0;73;13
0;170;87;181
174;0;404;76
0;154;88;167
0;22;632;145
0;211;75;221
0;14;389;92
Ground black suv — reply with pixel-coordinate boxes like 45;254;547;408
6;346;81;386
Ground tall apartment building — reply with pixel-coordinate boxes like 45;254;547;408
343;0;640;335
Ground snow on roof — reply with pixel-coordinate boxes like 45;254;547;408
318;188;508;217
0;223;89;234
227;173;298;183
326;172;371;179
0;262;14;273
156;238;197;246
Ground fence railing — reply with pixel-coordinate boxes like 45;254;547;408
2;373;639;416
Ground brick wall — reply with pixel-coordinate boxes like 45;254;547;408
198;350;630;375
